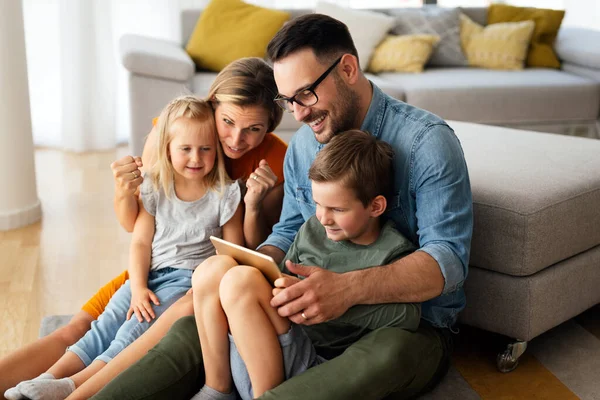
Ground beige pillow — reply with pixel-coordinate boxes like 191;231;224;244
368;34;440;73
315;2;395;71
459;13;535;70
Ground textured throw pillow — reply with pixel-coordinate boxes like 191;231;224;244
315;2;395;71
185;0;290;72
460;13;535;70
488;3;565;68
368;35;440;73
390;7;467;67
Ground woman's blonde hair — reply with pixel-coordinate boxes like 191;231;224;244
208;57;283;133
151;95;229;198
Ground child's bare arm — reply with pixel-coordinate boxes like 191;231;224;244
127;197;157;322
222;203;245;246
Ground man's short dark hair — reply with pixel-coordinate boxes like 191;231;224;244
309;130;395;207
267;14;359;65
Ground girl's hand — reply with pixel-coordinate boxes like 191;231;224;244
244;160;278;212
127;286;160;323
111;155;143;198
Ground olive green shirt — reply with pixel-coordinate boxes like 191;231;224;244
280;216;421;359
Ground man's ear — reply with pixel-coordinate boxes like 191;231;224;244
369;195;387;217
339;53;360;85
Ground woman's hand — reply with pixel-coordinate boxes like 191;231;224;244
111;156;143;198
127;286;160;323
244;159;278;211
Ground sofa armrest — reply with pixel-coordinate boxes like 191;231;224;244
120;34;195;82
555;27;600;70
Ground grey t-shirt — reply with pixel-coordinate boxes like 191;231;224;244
140;176;241;271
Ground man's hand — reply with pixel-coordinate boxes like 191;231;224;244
111;155;143;198
127;286;160;323
271;260;353;325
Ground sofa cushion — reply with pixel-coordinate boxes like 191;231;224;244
459;14;535;70
368;34;440;73
488;3;565;69
555;27;600;71
453;121;600;276
185;0;289;72
389;7;467;67
375;68;600;124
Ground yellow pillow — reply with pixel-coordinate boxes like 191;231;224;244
488;3;565;68
185;0;290;72
460;14;534;70
368;35;440;73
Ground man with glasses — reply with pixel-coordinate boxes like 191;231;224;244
253;13;472;399
93;14;472;400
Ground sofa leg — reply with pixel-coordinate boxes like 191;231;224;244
496;340;528;373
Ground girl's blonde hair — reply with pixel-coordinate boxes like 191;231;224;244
207;57;283;133
151;95;229;198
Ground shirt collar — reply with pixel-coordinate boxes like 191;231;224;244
360;81;386;139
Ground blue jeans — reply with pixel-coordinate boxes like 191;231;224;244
69;267;192;365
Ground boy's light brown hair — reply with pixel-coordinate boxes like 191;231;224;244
308;130;395;207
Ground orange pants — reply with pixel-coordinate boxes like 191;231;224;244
81;271;129;319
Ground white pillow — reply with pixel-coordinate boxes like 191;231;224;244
315;2;394;71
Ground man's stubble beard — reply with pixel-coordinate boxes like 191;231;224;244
320;75;361;144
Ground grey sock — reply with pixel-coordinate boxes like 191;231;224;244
17;376;75;400
190;385;237;400
4;373;55;400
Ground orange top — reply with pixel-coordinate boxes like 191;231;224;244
226;133;287;185
152;117;287;184
81;270;129;319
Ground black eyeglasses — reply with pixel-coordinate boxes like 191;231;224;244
274;56;343;113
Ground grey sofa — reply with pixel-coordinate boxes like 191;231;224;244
120;7;600;156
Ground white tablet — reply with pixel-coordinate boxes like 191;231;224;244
209;236;282;284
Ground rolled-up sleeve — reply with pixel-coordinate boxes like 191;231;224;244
411;125;473;294
258;144;305;254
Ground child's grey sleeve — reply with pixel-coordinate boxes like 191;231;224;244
139;174;158;216
218;182;242;227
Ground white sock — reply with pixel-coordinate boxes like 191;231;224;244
4;373;55;400
190;385;237;400
17;377;75;400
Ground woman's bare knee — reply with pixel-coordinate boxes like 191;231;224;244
54;311;95;345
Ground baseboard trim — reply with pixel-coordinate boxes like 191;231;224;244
0;200;42;231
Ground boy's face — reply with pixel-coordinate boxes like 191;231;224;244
312;180;380;246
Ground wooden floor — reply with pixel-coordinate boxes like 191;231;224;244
0;147;132;357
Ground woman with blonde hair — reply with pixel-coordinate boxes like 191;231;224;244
1;58;287;399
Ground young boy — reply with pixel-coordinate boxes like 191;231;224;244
191;130;421;400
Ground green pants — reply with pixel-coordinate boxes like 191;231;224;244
92;316;451;400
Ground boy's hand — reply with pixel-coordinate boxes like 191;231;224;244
272;272;300;297
244;160;278;211
270;261;353;325
127;286;160;322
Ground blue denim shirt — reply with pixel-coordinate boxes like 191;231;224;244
261;83;473;328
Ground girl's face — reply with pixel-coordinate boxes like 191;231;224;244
168;117;217;182
214;103;270;159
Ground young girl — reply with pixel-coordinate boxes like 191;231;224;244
5;96;244;400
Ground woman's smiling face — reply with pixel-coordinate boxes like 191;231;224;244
214;103;271;159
